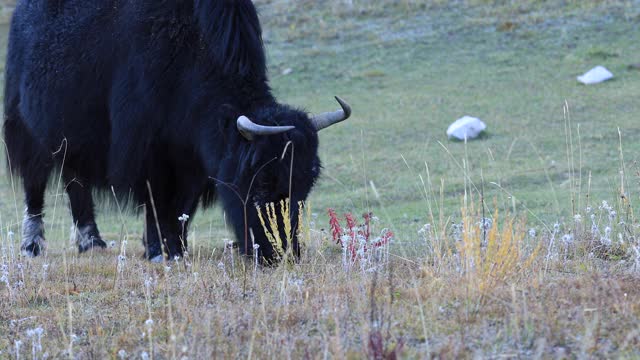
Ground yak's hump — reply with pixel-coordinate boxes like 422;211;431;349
195;0;266;78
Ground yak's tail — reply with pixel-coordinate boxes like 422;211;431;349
194;0;266;78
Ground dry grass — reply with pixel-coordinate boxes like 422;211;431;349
2;201;640;358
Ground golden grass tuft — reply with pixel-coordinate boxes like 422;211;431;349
256;198;311;261
457;204;542;298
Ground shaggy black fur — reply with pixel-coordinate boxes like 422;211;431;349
3;0;327;261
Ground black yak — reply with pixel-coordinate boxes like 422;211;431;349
3;0;350;262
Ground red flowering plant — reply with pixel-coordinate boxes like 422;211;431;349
327;209;394;268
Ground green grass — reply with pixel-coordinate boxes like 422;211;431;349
1;0;639;244
1;1;640;357
260;0;640;235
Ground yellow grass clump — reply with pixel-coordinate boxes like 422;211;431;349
256;199;309;261
456;204;542;298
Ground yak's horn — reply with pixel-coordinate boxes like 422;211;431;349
311;96;352;131
237;116;295;141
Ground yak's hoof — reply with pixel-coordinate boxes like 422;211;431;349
145;241;165;263
147;252;183;263
22;213;46;257
21;235;46;257
72;224;107;253
78;236;107;253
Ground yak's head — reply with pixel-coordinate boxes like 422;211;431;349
219;97;351;263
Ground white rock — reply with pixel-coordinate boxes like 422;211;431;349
447;116;487;141
577;66;613;85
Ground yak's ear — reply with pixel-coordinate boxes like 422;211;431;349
218;103;239;130
250;149;261;169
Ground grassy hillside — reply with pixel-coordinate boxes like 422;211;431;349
1;1;640;357
0;0;639;244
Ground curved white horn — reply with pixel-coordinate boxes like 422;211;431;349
237;116;295;141
311;96;352;131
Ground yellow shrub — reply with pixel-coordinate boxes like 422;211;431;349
457;205;542;297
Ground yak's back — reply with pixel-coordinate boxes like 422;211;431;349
9;0;267;80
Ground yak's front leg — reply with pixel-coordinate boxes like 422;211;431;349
65;174;107;253
166;175;205;260
143;201;168;263
141;149;206;262
165;197;201;260
143;192;186;262
143;180;203;262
